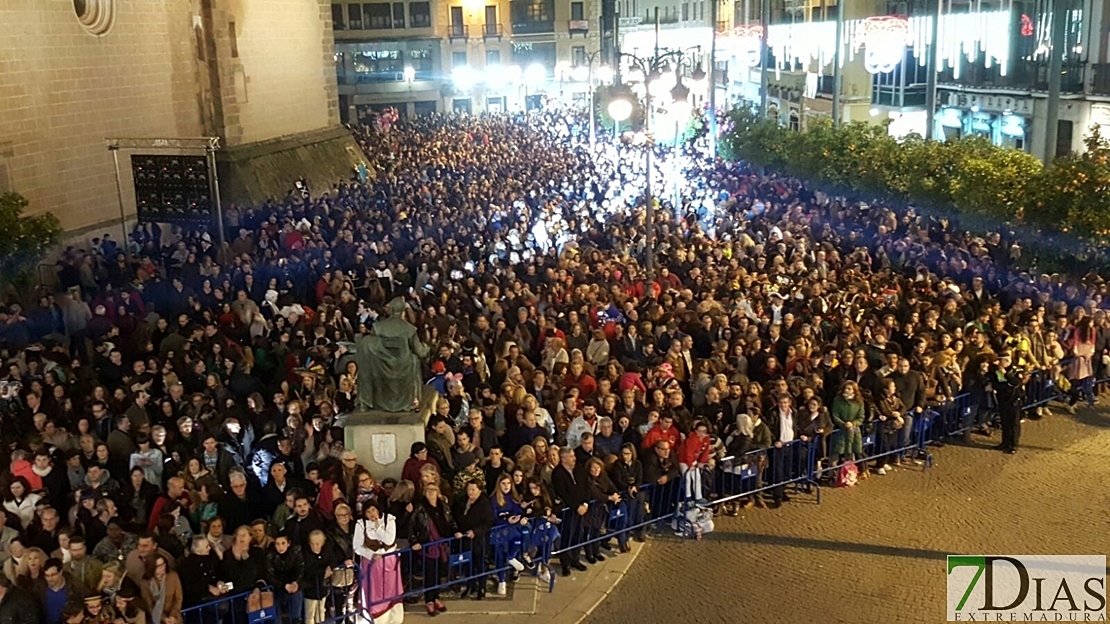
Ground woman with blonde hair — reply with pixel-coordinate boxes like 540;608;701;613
522;395;555;440
417;462;451;501
15;547;46;591
98;561;126;600
513;444;537;479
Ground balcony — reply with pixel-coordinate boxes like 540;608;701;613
482;23;503;38
448;23;468;40
511;20;555;34
1092;64;1110;96
569;19;589;34
938;60;1085;94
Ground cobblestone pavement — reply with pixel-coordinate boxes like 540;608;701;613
585;406;1110;624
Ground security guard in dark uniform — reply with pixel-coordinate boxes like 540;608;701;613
990;350;1028;455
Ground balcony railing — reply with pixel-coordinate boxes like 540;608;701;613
716;20;728;32
568;19;589;33
511;20;555;34
938;60;1085;94
618;15;642;27
483;23;503;38
448;23;468;40
1092;64;1110;96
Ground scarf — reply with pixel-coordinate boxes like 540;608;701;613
148;577;167;624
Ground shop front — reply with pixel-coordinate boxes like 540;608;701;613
935;91;1032;152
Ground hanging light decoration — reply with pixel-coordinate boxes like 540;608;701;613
718;25;764;68
761;10;1010;79
852;16;911;74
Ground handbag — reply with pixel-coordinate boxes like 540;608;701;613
331;566;355;588
835;462;858;488
247;589;275;614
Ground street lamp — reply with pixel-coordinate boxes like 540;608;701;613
573;50;609;146
613;46;702;281
608;98;632;137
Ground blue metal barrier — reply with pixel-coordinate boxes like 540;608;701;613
344;362;1105;622
550;481;683;558
182;585;278;624
715;439;814;505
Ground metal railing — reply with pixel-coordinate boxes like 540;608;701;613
483;23;503;37
338;359;1100;621
448;23;469;40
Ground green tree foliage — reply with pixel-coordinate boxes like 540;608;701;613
717;105;1110;236
0;193;63;288
1025;127;1110;234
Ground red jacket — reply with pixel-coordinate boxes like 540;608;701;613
678;432;713;466
11;459;42;492
641;423;682;452
564;372;598;398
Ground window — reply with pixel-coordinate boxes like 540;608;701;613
392;2;405;28
511;0;554;33
512;41;556;68
572;45;585;66
682;2;688;20
410;49;433;77
365;3;391;28
453;51;468;67
450;6;463;25
335;51;346;84
485;5;497;24
332;4;345;29
571;1;584;19
353;49;404;81
486;49;501;65
410;1;431;26
348;4;363;29
228;21;238;57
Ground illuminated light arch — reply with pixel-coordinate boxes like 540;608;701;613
852;16;910;74
719;25;764;68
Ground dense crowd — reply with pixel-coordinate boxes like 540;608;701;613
0;109;1107;624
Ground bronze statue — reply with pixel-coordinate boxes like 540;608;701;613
343;297;429;412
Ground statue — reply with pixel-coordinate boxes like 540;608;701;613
345;298;429;412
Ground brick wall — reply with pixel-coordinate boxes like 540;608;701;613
0;0;206;231
0;0;343;232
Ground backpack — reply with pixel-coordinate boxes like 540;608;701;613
835;462;859;488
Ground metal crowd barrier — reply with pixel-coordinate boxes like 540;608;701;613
359;521;557;617
348;362;1105;622
181;564;358;624
550;481;682;560
182;584;276;624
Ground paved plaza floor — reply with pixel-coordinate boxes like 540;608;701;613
585;405;1110;624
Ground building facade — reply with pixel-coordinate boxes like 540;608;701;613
332;0;603;121
0;0;356;235
720;0;1110;160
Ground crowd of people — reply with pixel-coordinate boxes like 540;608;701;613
0;108;1107;624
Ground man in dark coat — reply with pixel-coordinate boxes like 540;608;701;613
0;571;42;624
550;448;589;577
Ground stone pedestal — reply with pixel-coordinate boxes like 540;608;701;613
344;410;425;483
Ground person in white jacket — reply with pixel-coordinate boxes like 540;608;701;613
3;479;41;530
353;505;403;624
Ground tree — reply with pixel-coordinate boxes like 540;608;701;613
1026;127;1110;234
0;192;63;289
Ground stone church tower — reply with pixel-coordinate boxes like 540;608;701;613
0;0;361;234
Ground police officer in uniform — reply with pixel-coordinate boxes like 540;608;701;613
990;350;1027;455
